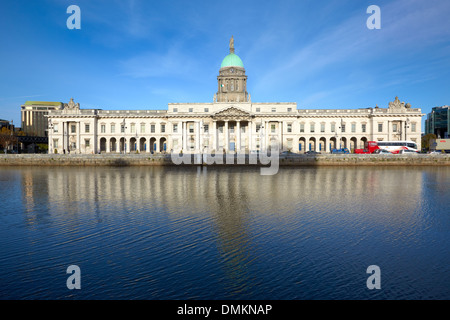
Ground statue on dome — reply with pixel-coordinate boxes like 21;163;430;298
229;36;235;53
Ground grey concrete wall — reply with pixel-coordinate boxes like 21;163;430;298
0;154;449;166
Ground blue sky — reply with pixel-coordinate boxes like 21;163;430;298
1;0;449;128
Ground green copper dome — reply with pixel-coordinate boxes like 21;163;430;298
221;53;244;68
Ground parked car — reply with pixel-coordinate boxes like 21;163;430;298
373;149;392;154
428;150;441;154
331;148;350;154
305;151;321;155
399;149;418;154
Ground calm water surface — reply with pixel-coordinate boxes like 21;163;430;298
0;166;449;300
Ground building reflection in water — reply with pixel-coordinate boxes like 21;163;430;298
16;165;435;294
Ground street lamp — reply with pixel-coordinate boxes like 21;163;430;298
47;119;54;154
405;118;410;141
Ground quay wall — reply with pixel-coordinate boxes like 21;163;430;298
0;154;449;167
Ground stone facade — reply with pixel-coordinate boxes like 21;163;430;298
46;39;424;155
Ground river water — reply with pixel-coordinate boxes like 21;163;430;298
0;166;449;300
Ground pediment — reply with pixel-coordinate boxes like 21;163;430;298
213;106;251;119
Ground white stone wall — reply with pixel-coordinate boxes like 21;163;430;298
47;102;423;154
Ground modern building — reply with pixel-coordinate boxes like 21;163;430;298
0;119;12;131
21;101;63;137
425;106;449;138
46;38;424;154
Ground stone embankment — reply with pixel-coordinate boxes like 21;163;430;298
0;153;449;166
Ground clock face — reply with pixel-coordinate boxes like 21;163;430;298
230;68;234;73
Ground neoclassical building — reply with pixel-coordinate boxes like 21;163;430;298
47;38;424;154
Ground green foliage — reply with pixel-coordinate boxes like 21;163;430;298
421;133;437;151
37;144;48;152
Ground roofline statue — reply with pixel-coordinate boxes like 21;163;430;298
229;36;235;54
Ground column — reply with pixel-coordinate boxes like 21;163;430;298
182;121;187;151
77;122;81;154
278;121;282;152
106;137;111;153
63;122;67;152
196;121;201;152
248;121;252;152
224;121;229;152
237;121;241;152
213;121;217;151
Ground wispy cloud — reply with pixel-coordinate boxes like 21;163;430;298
0;94;47;101
251;0;450;105
118;45;198;79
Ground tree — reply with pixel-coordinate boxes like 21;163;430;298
0;127;18;153
421;133;437;151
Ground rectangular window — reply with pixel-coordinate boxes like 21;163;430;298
173;108;178;113
204;124;209;133
287;108;292;112
331;123;336;133
111;124;115;134
204;108;209;113
71;125;76;133
130;124;136;133
411;123;416;132
230;125;235;133
300;123;305;133
85;139;90;147
53;139;59;149
287;123;292;133
140;124;145;133
189;124;194;133
161;124;166;133
256;124;261;132
321;123;325;133
351;123;356;133
53;124;59;133
256;108;260;112
310;123;315;133
378;123;383;132
85;124;90;133
393;124;398;132
151;124;155;133
189;108;193;113
121;124;125;133
341;124;346;133
362;124;366;133
271;124;276;133
287;139;293;149
272;108;276;112
101;125;106;134
173;124;178;133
